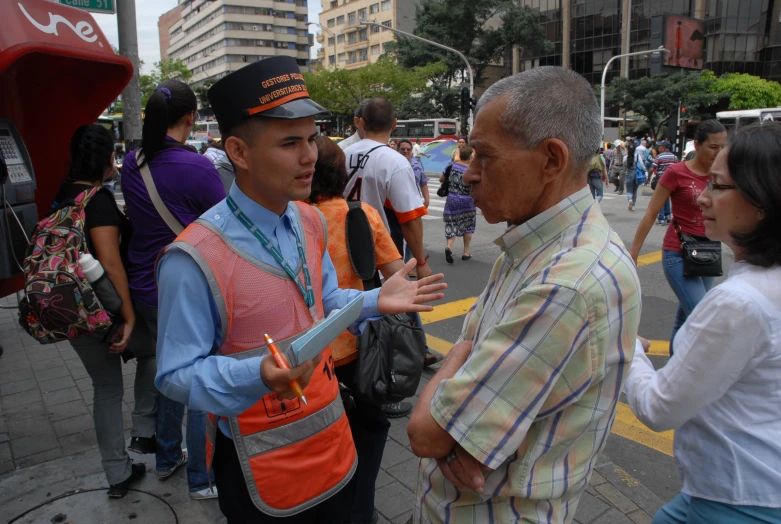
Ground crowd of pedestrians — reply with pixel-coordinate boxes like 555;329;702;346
31;56;780;524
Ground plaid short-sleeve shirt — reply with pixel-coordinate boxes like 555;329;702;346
415;187;641;523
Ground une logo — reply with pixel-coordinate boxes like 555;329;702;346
18;2;103;47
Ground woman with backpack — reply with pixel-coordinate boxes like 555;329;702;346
308;136;404;524
51;124;148;498
121;80;226;499
587;150;608;202
629;120;728;354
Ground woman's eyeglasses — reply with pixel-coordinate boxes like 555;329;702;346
706;179;737;192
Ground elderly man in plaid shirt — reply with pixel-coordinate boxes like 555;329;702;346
408;67;642;524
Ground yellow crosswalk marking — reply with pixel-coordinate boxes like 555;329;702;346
637;251;662;267
419;297;477;325
647;340;670;356
612;403;674;456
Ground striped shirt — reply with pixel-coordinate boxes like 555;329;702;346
652;151;678;177
414;187;641;523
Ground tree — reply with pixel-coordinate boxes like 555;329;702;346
139;58;192;107
604;71;722;138
706;72;781;110
397;84;461;119
304;56;447;117
385;0;551;86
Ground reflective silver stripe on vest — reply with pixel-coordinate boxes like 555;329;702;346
228;394;357;518
242;397;344;456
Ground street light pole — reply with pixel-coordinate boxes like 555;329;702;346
359;21;474;128
307;22;338;68
601;46;669;141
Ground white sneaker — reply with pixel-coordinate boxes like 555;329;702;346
190;486;218;500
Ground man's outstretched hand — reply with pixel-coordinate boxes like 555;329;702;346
378;259;446;314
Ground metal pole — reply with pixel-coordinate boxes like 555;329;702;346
359;21;474;128
601;46;669;142
117;0;143;153
307;22;338;69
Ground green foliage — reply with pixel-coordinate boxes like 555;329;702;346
304;56;447;117
139;58;193;107
604;70;722;138
385;0;551;85
707;72;781;110
397;84;462;119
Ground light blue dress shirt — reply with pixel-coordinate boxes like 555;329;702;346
155;183;381;436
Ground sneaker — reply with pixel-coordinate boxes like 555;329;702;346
628;202;634;211
424;350;444;368
108;463;146;499
445;247;454;264
190;486;219;500
382;401;412;418
155;449;188;479
127;435;157;455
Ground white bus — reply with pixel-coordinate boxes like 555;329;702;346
716;108;781;131
192;120;221;140
390;119;458;143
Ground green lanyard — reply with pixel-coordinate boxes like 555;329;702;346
226;197;317;319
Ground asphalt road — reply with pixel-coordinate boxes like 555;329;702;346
417;176;735;503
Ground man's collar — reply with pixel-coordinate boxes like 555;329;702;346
228;183;295;233
495;187;594;264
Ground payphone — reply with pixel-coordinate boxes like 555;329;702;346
0;118;38;279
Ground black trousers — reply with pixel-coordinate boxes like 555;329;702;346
213;429;352;524
336;360;392;522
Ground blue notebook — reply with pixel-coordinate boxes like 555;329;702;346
290;294;364;366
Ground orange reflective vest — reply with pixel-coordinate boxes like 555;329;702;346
167;202;357;517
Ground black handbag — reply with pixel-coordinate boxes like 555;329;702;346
436;163;453;198
345;202;427;406
674;220;723;277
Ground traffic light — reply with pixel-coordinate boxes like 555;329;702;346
460;86;470;116
470;95;477;112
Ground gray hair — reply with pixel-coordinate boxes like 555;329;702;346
475;67;601;170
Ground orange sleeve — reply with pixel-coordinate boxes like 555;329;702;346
363;204;403;266
395;206;428;224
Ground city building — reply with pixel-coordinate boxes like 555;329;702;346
314;0;417;69
158;5;183;61
165;0;312;89
515;0;781;86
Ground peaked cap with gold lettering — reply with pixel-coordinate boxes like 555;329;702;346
207;56;327;135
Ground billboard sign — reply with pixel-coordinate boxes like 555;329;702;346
663;15;705;69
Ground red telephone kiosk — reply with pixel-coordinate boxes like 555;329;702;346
0;0;132;297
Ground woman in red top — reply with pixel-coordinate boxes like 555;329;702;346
629;120;727;354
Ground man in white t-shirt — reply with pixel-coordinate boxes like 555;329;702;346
343;97;431;281
412;138;430;161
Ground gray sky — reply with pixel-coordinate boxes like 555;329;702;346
92;0;323;74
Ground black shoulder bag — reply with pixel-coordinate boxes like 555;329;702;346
673;219;723;277
437;163;453;198
345;201;427;406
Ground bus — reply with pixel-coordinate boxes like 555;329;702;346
390;119;458;143
97;114;124;145
192;120;221;140
716;108;781;132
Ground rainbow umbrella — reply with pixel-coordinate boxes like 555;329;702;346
420;140;457;175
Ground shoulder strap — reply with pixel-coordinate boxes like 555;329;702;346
136;150;185;235
345;201;380;290
672;219;686;244
347;144;388;180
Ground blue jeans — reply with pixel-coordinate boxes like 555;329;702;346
662;250;715;355
156;395;213;492
133;299;213;492
588;176;604;202
653;493;781;524
658;198;671;221
626;176;639;205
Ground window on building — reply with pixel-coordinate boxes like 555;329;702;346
348;12;356;25
381;0;391;11
336;15;345;25
348;31;357;44
358;28;367;41
371;44;380;54
371;25;380;34
329;55;336;64
330;0;337;7
369;3;379;13
338;52;346;61
288;27;296;34
358;8;367;21
327;18;335;28
358;48;368;61
348;50;356;63
337;33;345;43
381;20;392;30
328;37;335;46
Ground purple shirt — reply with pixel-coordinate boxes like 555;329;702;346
122;139;226;306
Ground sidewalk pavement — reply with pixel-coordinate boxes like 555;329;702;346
0;293;667;523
